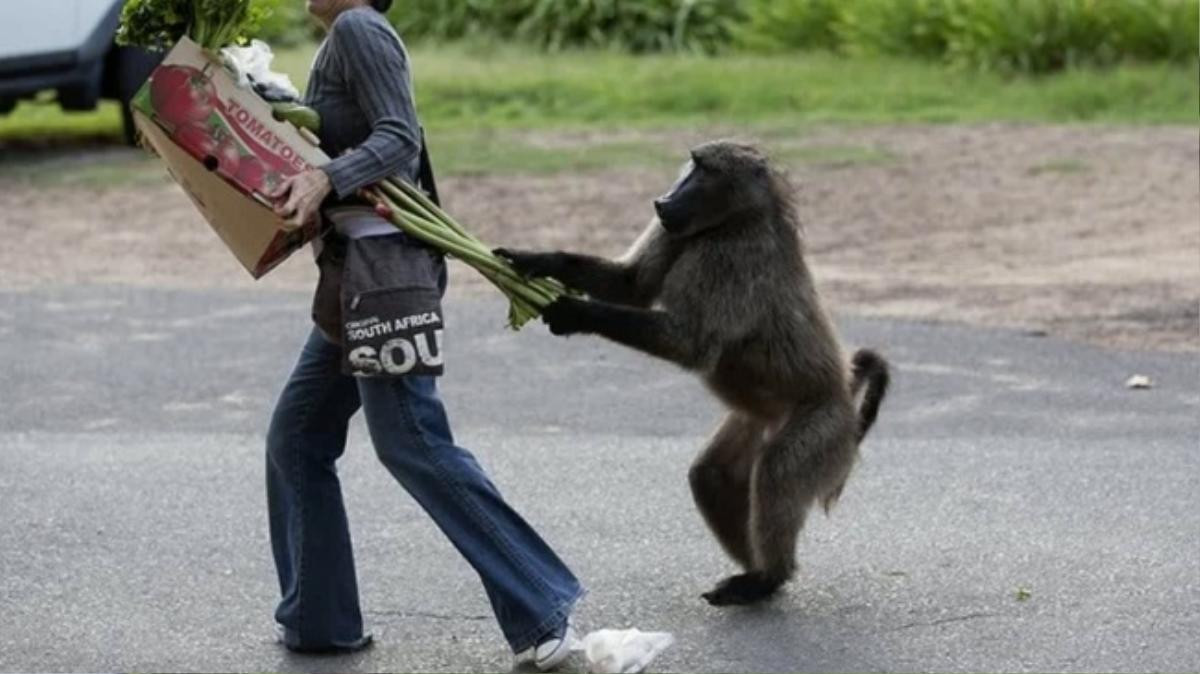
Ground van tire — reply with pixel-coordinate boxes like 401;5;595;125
59;61;105;111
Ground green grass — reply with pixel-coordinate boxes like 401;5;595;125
0;99;124;144
2;43;1195;150
394;44;1200;128
742;0;1200;73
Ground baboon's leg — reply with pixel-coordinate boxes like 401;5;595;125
703;405;857;606
688;412;766;570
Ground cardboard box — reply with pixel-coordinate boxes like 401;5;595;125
131;37;329;278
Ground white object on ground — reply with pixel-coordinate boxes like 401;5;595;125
1124;374;1154;389
220;39;300;100
574;628;675;674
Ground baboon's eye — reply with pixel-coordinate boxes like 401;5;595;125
690;153;710;172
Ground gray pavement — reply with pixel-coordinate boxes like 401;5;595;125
0;284;1197;673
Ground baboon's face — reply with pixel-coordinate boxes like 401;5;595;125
654;142;770;237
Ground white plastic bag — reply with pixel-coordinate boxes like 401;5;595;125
220;39;300;102
576;628;675;674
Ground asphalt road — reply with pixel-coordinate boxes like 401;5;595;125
1;285;1197;673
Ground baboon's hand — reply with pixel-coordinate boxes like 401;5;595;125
493;247;558;278
541;296;591;336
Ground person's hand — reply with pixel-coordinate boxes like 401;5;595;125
269;169;332;230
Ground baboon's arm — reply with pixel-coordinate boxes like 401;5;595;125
496;249;644;306
542;252;641;305
544;297;705;368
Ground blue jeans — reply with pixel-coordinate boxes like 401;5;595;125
266;327;584;653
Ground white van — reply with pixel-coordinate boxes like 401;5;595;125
0;0;161;142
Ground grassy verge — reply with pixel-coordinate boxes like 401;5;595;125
1;42;1195;152
0;100;125;145
395;45;1200;128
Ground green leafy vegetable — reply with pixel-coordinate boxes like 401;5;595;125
117;0;276;51
271;101;321;132
365;179;571;330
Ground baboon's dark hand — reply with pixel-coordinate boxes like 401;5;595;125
541;296;591;336
493;247;555;278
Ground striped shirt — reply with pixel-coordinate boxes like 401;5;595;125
305;7;421;200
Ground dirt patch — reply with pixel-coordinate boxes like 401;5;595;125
1;124;1196;351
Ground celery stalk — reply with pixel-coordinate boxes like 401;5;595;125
362;185;569;329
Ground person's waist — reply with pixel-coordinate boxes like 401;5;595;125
324;205;395;239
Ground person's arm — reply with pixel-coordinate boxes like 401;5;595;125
321;11;422;199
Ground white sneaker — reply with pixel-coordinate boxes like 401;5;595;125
516;621;577;671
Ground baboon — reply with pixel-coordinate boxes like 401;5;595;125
496;141;889;606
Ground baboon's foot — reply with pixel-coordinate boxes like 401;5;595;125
701;572;783;606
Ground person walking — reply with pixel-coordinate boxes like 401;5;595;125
265;1;583;669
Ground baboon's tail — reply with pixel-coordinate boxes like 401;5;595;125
850;348;889;442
